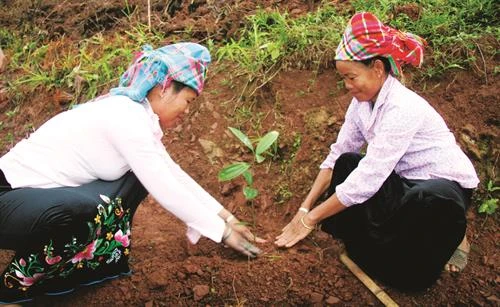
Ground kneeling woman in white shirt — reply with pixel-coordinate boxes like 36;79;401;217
0;42;264;304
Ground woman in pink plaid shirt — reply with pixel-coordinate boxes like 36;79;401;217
276;12;479;290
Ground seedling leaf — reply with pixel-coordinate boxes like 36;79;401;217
256;130;279;155
243;186;259;200
242;170;253;185
229;127;254;152
218;162;250;181
255;153;265;163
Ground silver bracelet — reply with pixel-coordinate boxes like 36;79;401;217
225;214;235;223
299;207;309;213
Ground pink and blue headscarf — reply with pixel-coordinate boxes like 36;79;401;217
110;42;211;102
335;12;426;76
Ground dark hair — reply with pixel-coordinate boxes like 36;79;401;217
172;80;189;93
360;56;391;73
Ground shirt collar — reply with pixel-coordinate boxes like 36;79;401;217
373;74;396;109
142;98;164;140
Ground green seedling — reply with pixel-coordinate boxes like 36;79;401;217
218;127;279;201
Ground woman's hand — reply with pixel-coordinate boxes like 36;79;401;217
222;224;262;258
275;209;315;248
280;207;309;234
226;214;267;244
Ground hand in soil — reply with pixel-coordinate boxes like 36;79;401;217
227;216;267;244
275;210;314;248
222;225;262;258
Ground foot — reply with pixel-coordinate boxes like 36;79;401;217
444;235;470;272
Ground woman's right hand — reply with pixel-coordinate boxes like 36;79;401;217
275;207;314;247
222;224;261;258
280;207;308;234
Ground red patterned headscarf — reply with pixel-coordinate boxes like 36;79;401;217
335;12;426;76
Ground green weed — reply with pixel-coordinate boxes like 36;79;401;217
217;0;498;98
0;20;166;106
478;180;499;215
353;0;499;78
216;6;343;101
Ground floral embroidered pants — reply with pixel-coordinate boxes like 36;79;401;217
0;172;147;303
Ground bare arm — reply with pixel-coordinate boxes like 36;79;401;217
300;168;333;210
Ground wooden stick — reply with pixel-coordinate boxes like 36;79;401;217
340;253;399;307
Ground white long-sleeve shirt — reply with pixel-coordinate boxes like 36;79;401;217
320;75;479;207
0;95;225;243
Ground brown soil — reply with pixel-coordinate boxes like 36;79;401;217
0;0;499;306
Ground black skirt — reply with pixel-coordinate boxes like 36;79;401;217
0;171;147;303
321;152;472;291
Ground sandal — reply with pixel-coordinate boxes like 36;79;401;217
445;248;469;272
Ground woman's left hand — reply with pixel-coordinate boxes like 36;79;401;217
275;213;315;248
226;215;267;243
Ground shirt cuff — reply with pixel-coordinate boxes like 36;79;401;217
335;184;355;207
185;215;225;244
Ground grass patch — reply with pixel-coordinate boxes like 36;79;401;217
0;23;166;106
216;0;499;101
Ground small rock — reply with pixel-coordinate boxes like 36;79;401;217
220;182;237;196
334;279;344;288
326;295;341;305
460;133;482;160
205;101;214;111
486;295;500;304
193;284;210;301
310;292;324;303
198;138;224;164
342;291;353;301
146;270;169;288
177;272;186;280
184;263;200;274
327;116;337;126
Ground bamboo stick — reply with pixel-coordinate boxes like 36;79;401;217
340;253;399;307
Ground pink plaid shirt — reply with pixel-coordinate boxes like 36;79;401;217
320;75;479;207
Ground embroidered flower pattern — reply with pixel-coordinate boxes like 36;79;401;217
2;195;132;292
